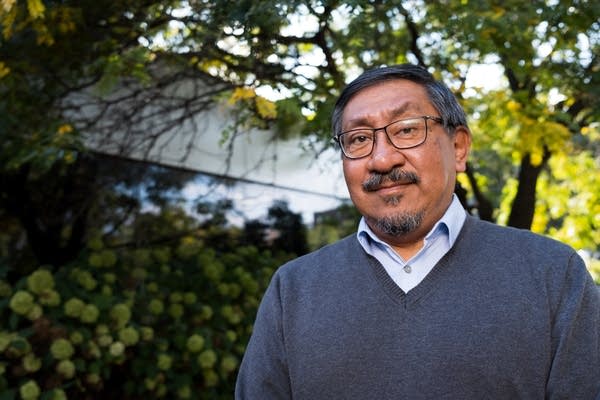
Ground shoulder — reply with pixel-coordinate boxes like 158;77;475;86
459;217;593;295
463;216;577;260
268;235;369;296
277;234;360;277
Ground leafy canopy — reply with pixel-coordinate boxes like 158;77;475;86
1;0;599;258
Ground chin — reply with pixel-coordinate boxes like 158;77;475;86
382;195;402;206
366;209;425;238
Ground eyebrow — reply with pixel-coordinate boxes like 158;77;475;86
344;102;422;129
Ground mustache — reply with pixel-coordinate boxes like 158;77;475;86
362;168;420;192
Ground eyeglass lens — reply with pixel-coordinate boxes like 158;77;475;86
339;117;428;158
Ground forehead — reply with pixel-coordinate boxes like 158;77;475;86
342;79;434;127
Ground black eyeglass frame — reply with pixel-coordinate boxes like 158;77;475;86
332;115;444;159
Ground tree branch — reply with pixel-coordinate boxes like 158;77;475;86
398;5;427;67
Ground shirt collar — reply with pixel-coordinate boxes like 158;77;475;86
357;194;466;249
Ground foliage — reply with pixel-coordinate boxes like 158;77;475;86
308;202;361;250
2;0;598;251
0;209;293;399
0;147;316;397
264;200;309;255
0;153;198;272
1;0;160;171
1;3;599;398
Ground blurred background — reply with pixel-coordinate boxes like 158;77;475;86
1;1;599;398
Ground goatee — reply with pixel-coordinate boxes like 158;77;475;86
361;167;423;236
367;210;424;237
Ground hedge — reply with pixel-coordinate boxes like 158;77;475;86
0;234;293;399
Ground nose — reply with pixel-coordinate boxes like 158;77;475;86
366;130;406;171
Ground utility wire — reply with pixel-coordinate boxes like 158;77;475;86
92;150;350;201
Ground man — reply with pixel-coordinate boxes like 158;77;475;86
235;64;600;399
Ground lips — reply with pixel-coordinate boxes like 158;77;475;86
375;181;412;191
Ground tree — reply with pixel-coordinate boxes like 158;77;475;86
423;1;599;230
0;152;199;272
266;200;309;255
1;0;599;264
241;200;309;255
1;3;599;396
309;202;361;250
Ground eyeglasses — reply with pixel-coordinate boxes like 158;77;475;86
333;116;443;159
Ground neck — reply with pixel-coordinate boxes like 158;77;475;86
373;229;426;260
391;240;425;260
365;202;452;259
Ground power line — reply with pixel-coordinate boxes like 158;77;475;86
196;169;349;201
92;150;350;201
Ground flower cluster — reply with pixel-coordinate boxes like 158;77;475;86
0;234;288;399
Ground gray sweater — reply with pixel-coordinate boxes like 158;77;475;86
236;217;600;399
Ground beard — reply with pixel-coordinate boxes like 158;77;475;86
366;205;424;237
361;167;424;237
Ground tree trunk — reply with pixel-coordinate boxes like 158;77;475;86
464;163;494;222
507;152;549;229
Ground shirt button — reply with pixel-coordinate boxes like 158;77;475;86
403;265;412;273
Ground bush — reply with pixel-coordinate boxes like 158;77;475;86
0;234;292;399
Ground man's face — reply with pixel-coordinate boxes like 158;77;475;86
341;79;470;246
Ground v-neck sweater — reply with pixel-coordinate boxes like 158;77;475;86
236;216;600;399
357;194;466;292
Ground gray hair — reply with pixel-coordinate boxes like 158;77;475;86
332;64;468;137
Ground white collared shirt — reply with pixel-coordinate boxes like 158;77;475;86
357;194;466;292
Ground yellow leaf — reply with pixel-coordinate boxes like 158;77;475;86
64;151;75;164
530;150;543;167
298;43;314;53
506;100;520;112
255;96;277;120
531;203;548;234
0;61;10;79
57;124;73;135
228;87;255;105
492;6;506;19
1;0;16;13
34;22;54;45
55;7;77;34
27;0;45;19
2;6;17;39
540;121;570;152
198;59;225;71
579;125;600;141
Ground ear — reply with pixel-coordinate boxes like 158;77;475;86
453;126;471;172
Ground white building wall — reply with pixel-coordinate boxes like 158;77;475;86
67;72;350;223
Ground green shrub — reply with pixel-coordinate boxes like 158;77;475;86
0;235;291;399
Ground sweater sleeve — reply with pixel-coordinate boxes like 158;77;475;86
235;271;291;399
546;252;600;399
